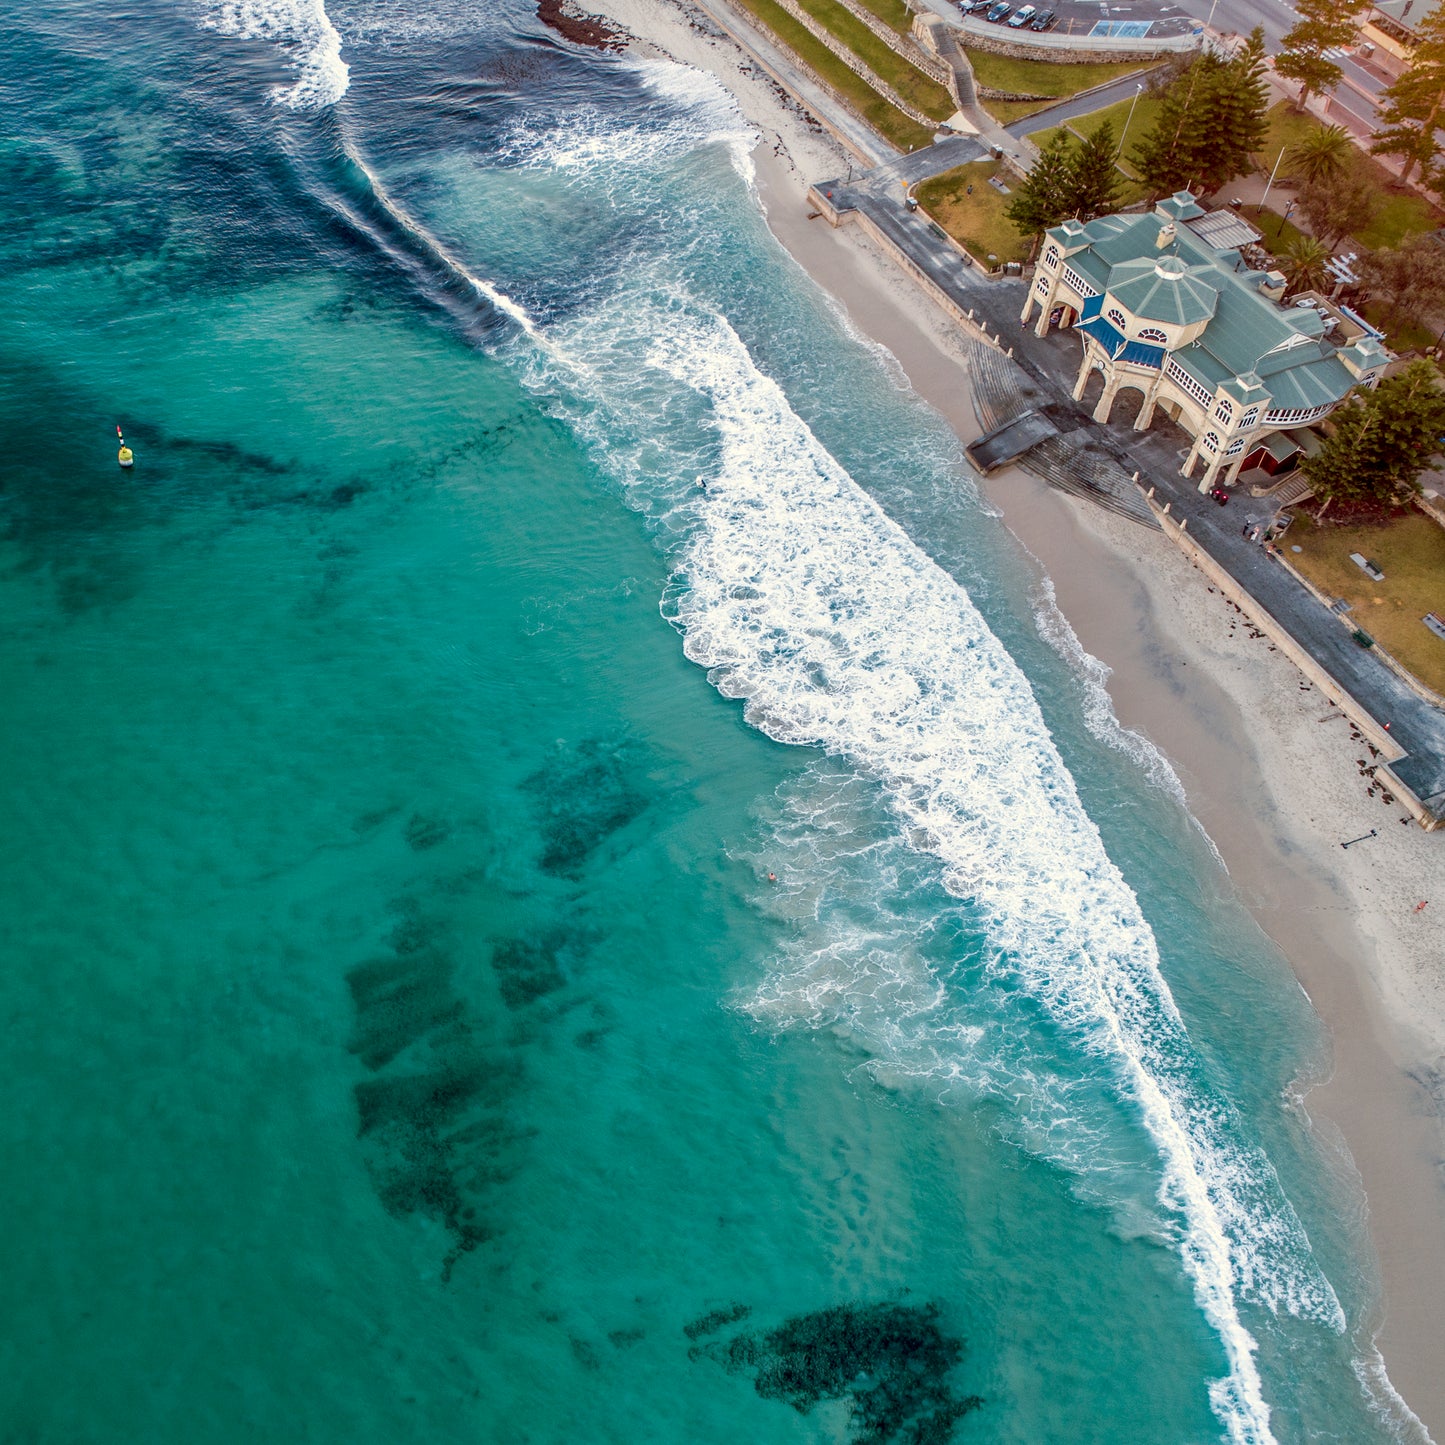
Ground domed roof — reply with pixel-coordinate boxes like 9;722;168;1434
1107;255;1218;326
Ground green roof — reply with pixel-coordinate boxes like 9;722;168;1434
1107;255;1218;326
1047;208;1383;413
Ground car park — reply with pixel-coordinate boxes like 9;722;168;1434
1029;8;1056;28
986;1;1012;20
1008;5;1037;25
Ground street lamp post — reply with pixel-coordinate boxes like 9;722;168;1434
1116;83;1145;156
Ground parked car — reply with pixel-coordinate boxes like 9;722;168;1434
985;1;1012;20
958;0;991;11
1029;8;1057;28
1008;5;1037;25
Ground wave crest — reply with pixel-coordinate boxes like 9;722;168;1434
195;0;349;109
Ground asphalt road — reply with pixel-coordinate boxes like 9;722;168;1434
924;0;1387;130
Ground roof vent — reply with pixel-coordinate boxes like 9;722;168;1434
1156;222;1176;250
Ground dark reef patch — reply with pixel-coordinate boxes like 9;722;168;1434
684;1303;752;1341
536;0;630;52
404;813;451;851
348;894;537;1281
490;928;589;1009
346;952;464;1071
691;1301;981;1444
523;735;648;876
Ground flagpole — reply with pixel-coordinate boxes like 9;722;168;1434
1259;144;1287;212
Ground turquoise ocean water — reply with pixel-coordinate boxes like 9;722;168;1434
0;3;1423;1440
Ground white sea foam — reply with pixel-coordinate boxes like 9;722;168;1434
435;56;1358;1435
1354;1347;1437;1444
497;58;753;179
195;0;350;108
1028;571;1228;879
531;279;1360;1441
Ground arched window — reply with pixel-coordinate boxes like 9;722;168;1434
1106;307;1127;331
1214;399;1233;424
1241;407;1259;428
1035;276;1051;296
1138;327;1168;344
1044;246;1061;268
1203;431;1220;452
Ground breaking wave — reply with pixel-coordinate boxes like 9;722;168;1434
530;283;1345;1444
194;0;349;108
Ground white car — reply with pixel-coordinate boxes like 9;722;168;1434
1008;5;1037;25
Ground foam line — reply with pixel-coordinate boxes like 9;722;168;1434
194;0;350;109
629;308;1348;1445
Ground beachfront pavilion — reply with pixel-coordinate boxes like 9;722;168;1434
1021;194;1392;492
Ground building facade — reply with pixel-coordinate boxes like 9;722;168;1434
1021;195;1391;491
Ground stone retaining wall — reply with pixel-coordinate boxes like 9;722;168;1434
828;0;953;86
709;0;896;162
767;0;938;127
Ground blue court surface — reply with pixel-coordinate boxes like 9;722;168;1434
1089;19;1154;35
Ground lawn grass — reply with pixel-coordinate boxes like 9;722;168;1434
1241;204;1308;252
1284;509;1445;693
1070;90;1163;167
915;159;1033;266
966;49;1146;100
1356;299;1437;353
1358;188;1441;250
794;0;957;121
1253;101;1443;249
987;96;1067;124
845;0;913;34
733;0;935;150
1028;122;1070;151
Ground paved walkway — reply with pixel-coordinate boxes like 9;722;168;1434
815;160;1445;816
1006;72;1160;138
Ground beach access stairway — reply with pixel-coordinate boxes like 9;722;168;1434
960;331;1158;525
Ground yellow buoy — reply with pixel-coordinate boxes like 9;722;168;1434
118;445;134;469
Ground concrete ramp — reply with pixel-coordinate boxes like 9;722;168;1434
966;409;1057;472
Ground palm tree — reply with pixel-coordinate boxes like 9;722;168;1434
1288;125;1353;187
1280;235;1332;295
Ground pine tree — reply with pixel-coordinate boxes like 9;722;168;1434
1064;121;1122;222
1302;361;1445;512
1370;11;1445;184
1131;33;1270;196
1197;28;1271;188
1132;55;1213;197
1275;0;1368;111
1005;133;1077;251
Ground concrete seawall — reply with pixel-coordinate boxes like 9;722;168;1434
1144;495;1441;829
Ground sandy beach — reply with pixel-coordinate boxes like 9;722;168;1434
587;0;1445;1433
